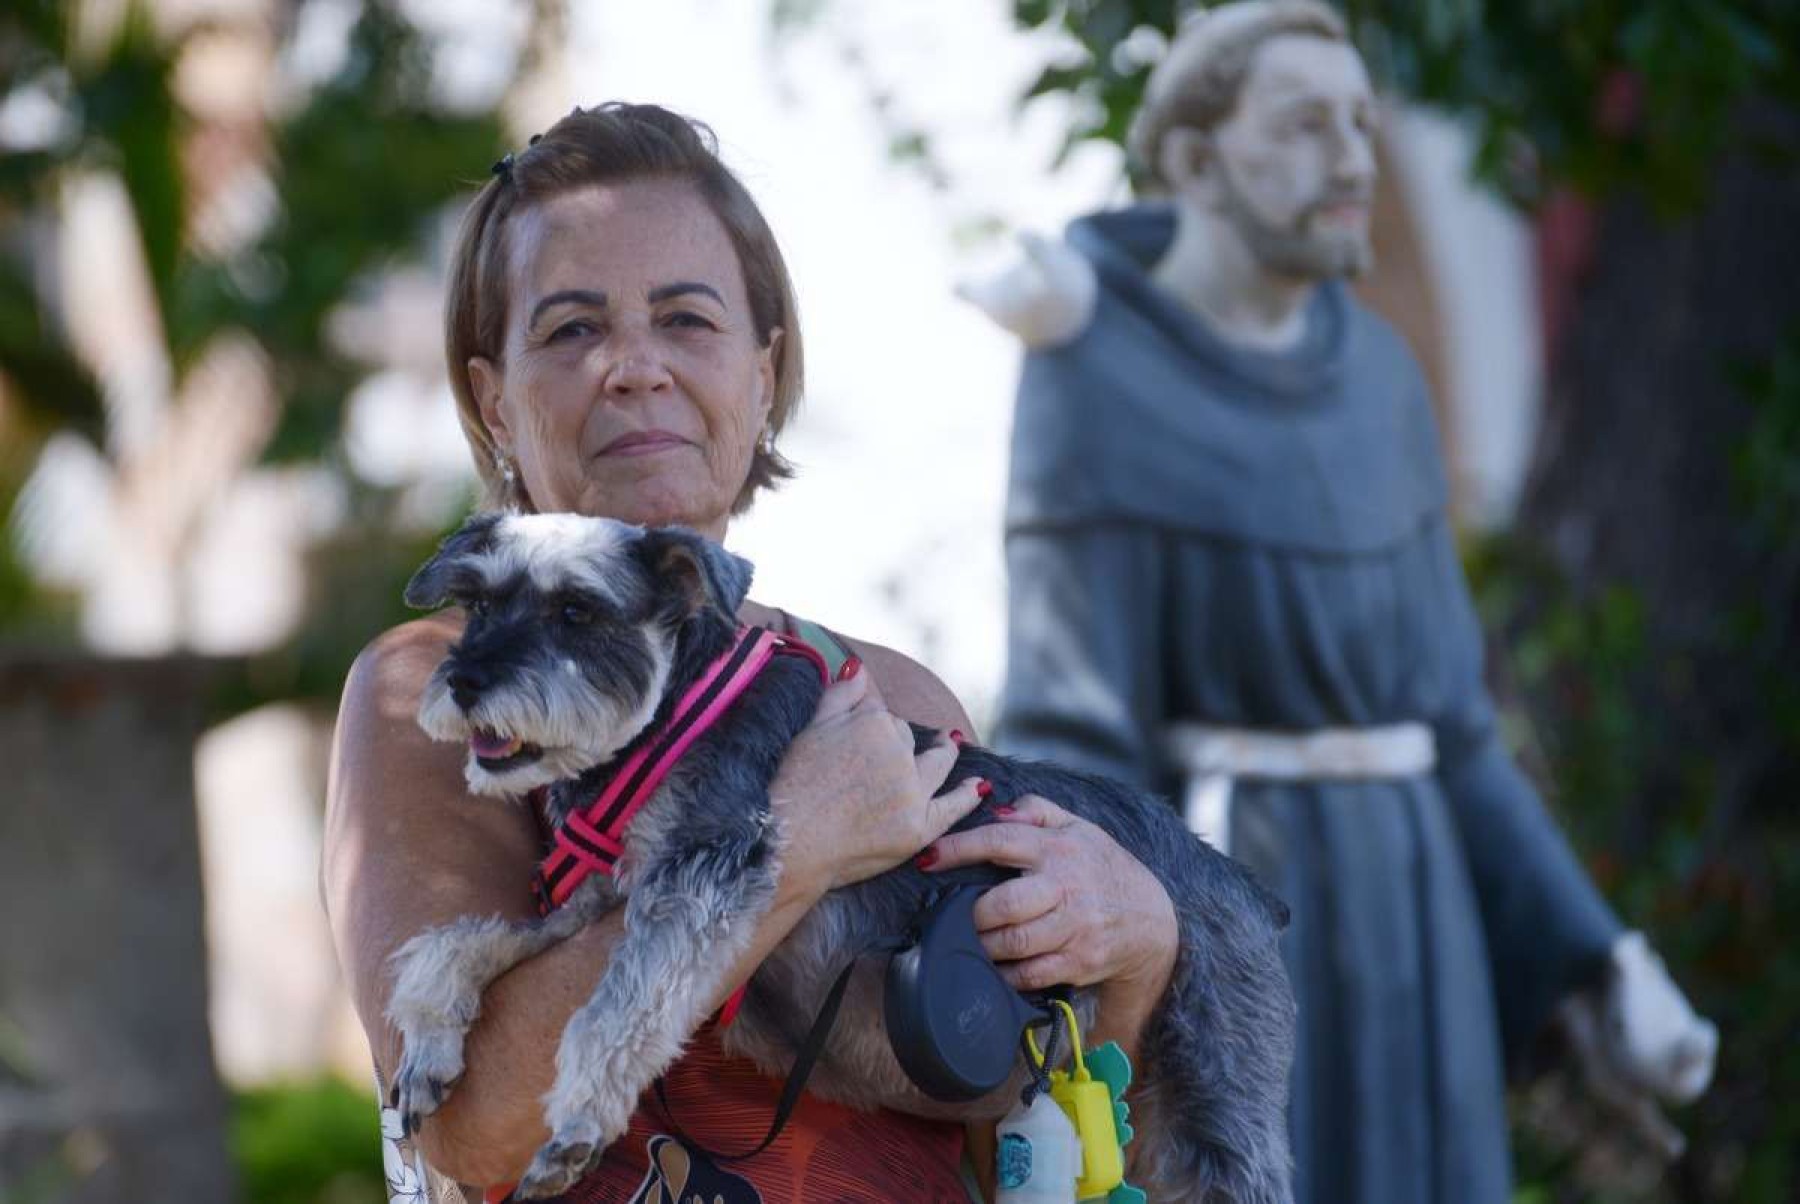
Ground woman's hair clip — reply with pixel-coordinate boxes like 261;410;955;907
493;108;580;178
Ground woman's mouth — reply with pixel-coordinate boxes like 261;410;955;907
599;430;690;457
470;727;543;771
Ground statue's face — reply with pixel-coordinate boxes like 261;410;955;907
1205;34;1377;279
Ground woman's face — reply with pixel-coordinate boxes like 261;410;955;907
471;178;777;538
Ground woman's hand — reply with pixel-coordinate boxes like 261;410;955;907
922;793;1179;1010
771;660;987;897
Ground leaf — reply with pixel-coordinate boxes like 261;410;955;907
1024;62;1094;102
77;2;186;325
0;256;104;441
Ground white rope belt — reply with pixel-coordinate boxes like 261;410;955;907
1166;721;1437;855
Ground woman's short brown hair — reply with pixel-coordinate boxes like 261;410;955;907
445;103;803;514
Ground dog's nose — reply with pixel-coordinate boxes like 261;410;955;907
447;667;486;711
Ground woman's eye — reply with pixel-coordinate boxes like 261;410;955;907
663;311;715;330
561;602;594;625
549;319;597;342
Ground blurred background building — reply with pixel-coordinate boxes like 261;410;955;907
2;1;1794;1201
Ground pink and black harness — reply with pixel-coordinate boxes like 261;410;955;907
529;625;830;1021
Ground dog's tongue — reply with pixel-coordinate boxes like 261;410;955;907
470;728;523;759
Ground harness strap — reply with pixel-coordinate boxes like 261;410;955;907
513;620;847;1178
533;626;827;913
785;614;852;680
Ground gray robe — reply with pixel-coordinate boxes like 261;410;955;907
995;204;1623;1204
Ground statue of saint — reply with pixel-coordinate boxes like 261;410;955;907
968;5;1717;1200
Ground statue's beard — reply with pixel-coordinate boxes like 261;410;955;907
1219;170;1375;281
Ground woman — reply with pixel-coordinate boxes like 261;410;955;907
323;103;1189;1203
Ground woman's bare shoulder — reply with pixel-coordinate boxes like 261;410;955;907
848;638;972;734
742;601;973;735
326;612;546;1076
342;612;465;717
326;611;541;914
806;621;974;737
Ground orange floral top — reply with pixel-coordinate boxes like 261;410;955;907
483;1022;971;1203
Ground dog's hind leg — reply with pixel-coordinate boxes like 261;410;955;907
511;841;778;1199
386;881;612;1135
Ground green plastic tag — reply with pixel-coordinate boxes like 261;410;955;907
1083;1042;1147;1204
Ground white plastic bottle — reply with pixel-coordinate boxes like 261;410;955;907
994;1093;1080;1203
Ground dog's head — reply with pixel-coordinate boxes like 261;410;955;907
403;512;754;795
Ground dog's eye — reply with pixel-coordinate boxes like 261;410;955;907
467;596;490;618
561;601;595;626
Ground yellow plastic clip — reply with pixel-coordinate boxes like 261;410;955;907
1024;1000;1124;1199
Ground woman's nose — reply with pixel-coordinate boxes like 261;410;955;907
604;355;670;395
602;330;672;395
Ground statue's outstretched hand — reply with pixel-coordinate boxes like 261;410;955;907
954;231;1097;349
1558;931;1718;1160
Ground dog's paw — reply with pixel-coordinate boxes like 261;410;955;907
512;1126;604;1199
393;1025;467;1135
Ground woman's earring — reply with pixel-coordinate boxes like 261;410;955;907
495;450;520;502
757;426;776;456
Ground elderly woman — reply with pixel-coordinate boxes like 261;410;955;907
323;104;1192;1202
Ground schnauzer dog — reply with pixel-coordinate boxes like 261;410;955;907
388;511;1295;1201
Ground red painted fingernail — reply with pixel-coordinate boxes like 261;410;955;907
837;656;862;682
914;846;939;870
949;729;966;746
976;780;993;800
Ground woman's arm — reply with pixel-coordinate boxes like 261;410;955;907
829;637;1177;1198
324;618;981;1187
324;616;629;1184
829;615;1181;1047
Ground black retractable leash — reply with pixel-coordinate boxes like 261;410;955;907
652;872;1058;1163
884;881;1057;1100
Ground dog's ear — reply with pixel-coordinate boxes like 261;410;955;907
637;526;755;619
404;513;502;609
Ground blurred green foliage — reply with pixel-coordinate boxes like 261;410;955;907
167;4;504;465
0;0;502;460
0;10;515;1193
1464;380;1800;1200
210;506;473;722
0;0;510;700
1010;0;1798;208
231;1078;387;1204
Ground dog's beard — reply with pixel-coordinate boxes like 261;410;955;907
418;637;672;796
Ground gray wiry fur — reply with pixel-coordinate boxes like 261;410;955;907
388;513;1295;1201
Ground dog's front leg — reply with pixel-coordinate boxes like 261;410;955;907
386;881;612;1134
512;848;776;1199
